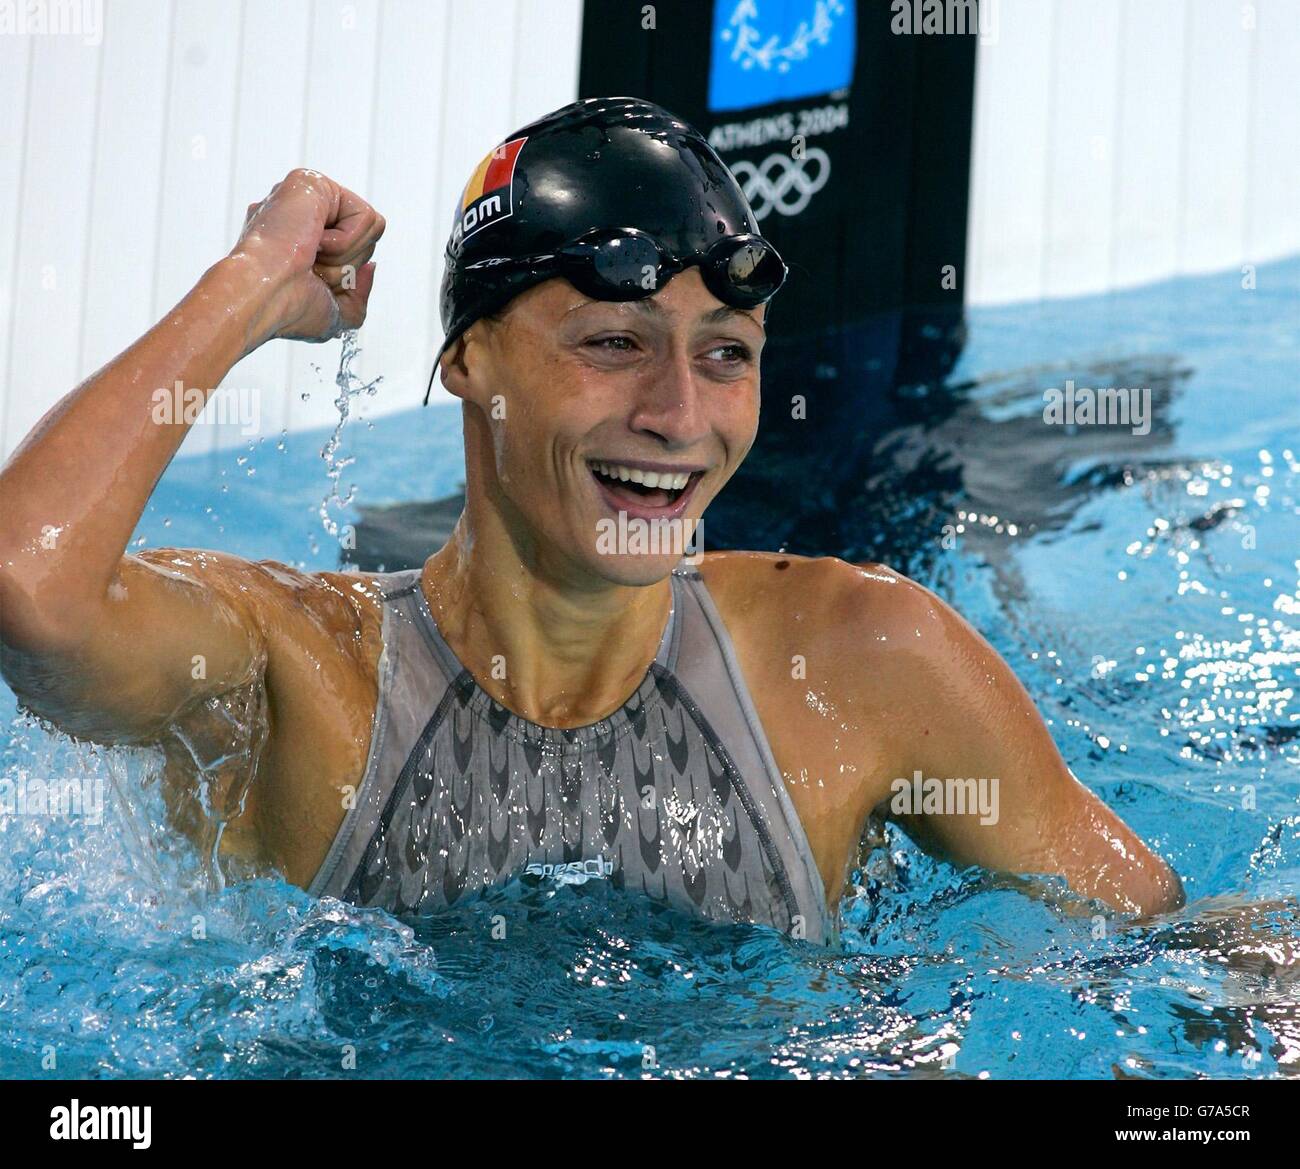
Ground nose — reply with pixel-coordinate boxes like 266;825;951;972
625;342;711;449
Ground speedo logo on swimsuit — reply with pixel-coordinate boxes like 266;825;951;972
450;136;527;246
523;855;614;886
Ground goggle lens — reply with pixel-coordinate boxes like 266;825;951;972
712;237;786;306
575;233;663;299
558;229;786;306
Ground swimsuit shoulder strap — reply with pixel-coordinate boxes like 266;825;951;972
307;567;459;897
663;565;835;943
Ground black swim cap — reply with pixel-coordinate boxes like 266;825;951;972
428;96;774;402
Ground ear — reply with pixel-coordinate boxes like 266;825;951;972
438;334;473;402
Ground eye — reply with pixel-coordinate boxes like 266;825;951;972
585;334;638;353
705;342;754;365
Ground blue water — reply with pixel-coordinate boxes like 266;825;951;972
3;259;1299;1079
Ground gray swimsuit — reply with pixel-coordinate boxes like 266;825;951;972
308;565;835;945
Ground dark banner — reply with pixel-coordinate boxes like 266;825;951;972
1;1076;1288;1147
578;0;976;343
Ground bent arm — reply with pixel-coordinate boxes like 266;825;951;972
0;169;382;743
870;573;1184;917
0;256;280;735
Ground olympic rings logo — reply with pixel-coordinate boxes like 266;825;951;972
729;147;831;219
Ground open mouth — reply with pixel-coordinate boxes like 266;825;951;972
588;460;703;514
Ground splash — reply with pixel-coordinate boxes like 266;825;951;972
317;330;381;551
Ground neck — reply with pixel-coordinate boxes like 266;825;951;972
420;460;672;730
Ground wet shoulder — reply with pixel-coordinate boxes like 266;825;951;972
695;551;963;695
138;548;390;683
257;561;390;683
695;551;930;639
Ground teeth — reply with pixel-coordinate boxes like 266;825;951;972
592;462;691;490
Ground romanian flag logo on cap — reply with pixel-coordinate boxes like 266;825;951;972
451;136;528;246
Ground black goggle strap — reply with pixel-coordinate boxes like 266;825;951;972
423;354;440;406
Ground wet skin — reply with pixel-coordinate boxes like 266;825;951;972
0;170;1184;919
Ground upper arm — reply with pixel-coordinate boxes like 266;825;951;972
1;548;273;745
851;567;1184;917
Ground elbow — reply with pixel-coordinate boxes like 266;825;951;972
1086;854;1185;920
1135;858;1185;918
1154;862;1186;915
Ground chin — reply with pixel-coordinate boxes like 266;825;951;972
574;505;706;586
586;552;686;588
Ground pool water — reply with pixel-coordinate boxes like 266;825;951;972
3;259;1299;1079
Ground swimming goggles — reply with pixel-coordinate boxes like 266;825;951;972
465;226;788;309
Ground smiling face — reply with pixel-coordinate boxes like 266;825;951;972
439;267;767;586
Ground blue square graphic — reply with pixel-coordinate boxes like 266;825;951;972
707;0;856;113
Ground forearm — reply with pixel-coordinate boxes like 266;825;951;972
897;798;1184;919
1053;788;1185;918
0;252;280;645
887;579;1185;919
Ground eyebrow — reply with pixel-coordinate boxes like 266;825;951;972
570;298;765;333
702;305;765;332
